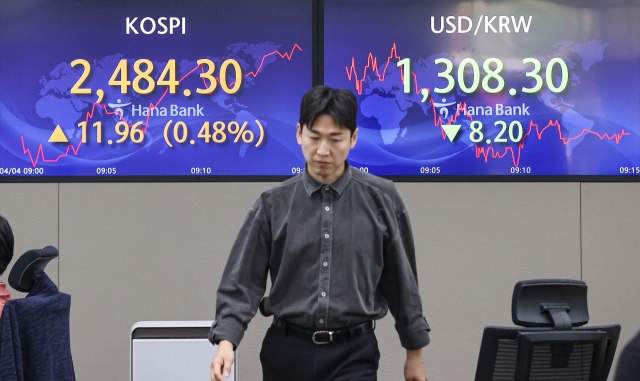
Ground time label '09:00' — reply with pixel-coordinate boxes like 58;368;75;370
0;167;44;175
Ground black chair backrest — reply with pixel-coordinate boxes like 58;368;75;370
475;280;621;381
8;246;58;292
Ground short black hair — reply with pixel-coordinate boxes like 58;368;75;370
299;86;358;135
0;215;14;275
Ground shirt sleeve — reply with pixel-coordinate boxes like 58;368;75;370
378;197;431;350
208;197;271;349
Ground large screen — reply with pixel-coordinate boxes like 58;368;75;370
2;0;639;181
324;0;640;178
0;0;312;179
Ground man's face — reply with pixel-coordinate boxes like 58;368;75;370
296;114;358;184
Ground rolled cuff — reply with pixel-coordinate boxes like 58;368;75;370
395;316;431;350
208;319;245;349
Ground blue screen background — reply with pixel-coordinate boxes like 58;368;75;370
0;0;312;177
324;0;640;177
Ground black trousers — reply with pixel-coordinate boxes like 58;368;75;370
260;324;380;381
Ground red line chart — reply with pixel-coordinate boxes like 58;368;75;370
345;43;630;167
21;44;303;167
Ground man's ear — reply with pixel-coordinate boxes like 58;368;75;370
296;123;303;145
350;127;358;149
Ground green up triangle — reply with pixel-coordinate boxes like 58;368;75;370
442;124;461;143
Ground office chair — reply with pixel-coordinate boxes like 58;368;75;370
475;279;621;381
0;246;76;381
8;245;59;292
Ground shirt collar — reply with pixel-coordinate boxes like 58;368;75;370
302;162;353;197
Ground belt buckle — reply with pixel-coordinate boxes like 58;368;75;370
312;330;333;344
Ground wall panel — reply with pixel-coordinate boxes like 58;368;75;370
385;182;581;381
59;182;275;381
0;180;603;380
582;183;640;379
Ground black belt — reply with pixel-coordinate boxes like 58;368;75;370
272;318;375;345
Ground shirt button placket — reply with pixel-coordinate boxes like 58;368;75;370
317;186;333;329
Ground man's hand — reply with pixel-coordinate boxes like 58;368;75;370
210;340;235;381
404;348;428;381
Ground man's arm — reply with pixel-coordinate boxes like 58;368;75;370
210;340;235;381
378;205;431;349
405;348;428;381
377;189;431;380
208;198;271;378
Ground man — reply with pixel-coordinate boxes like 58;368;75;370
209;86;430;381
0;215;14;315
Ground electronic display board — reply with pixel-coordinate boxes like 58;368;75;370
324;0;640;179
0;0;312;179
2;0;639;181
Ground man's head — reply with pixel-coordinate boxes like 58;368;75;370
0;215;14;275
296;86;359;184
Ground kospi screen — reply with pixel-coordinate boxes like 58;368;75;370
324;0;640;179
0;0;312;180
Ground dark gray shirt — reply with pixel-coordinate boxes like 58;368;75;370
209;165;430;350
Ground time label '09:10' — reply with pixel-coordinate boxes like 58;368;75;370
70;58;243;96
